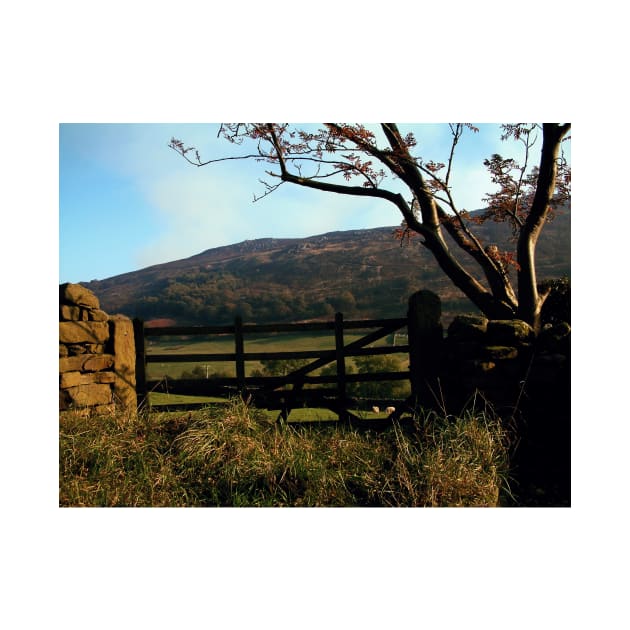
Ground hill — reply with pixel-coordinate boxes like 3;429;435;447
83;207;570;326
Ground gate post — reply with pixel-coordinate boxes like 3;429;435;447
407;291;443;410
133;318;148;411
234;316;246;397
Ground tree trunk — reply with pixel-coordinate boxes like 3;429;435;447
420;229;516;320
517;124;570;330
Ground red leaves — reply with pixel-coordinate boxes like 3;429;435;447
393;223;418;246
485;245;521;272
403;132;417;148
424;160;446;173
326;123;376;146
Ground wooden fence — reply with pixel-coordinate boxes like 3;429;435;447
134;290;443;423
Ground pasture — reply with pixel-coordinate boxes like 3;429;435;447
144;328;411;417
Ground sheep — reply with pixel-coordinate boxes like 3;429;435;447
371;405;396;415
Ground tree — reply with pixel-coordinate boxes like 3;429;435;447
327;290;357;315
169;123;570;330
260;358;309;377
351;355;408;399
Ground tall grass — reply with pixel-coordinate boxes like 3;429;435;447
59;399;512;507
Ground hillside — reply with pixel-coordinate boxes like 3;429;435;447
83;207;570;326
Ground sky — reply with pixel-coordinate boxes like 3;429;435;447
59;122;550;283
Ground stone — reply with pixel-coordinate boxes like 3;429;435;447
60;371;82;389
60;304;81;321
483;345;519;361
59;321;109;344
487;320;535;344
447;315;488;340
59;355;86;373
89;309;109;322
60;283;100;309
62;383;112;408
84;344;105;354
90;372;116;384
83;354;115;371
58;285;137;415
68;344;87;355
64;372;116;386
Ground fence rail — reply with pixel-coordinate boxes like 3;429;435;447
134;291;443;422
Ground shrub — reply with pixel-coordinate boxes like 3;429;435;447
539;276;570;325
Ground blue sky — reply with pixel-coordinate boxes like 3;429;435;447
59;122;551;283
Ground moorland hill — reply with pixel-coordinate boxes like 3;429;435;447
83;206;570;326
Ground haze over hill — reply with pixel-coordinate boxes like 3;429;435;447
83;207;570;326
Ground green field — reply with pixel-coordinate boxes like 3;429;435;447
144;328;410;418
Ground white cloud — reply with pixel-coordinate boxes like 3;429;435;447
255;183;402;236
135;166;254;267
134;159;404;268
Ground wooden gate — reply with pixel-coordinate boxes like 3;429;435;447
134;291;443;423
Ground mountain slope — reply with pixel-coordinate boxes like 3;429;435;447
83;208;570;325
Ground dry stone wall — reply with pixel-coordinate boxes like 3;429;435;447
440;314;570;411
59;283;137;415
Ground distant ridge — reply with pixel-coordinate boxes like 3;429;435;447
84;208;570;326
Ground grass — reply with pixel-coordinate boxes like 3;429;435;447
148;394;368;421
59;397;513;507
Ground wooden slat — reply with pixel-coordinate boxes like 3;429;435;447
242;321;335;333
342;317;407;330
146;370;410;392
146;378;237;392
345;345;409;357
146;353;236;363
144;325;234;336
142;317;407;338
147;349;333;362
146;346;408;364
